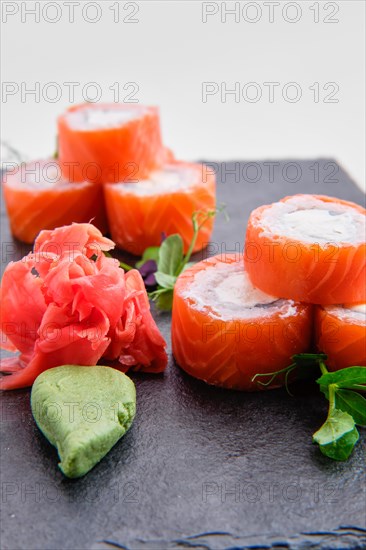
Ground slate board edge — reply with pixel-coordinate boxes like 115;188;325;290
93;525;366;550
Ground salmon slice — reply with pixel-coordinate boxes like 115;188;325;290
315;303;366;370
2;160;108;243
172;253;313;391
58;103;168;184
244;195;366;305
0;222;167;390
104;161;216;255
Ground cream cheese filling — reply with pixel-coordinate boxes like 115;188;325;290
259;196;365;245
181;261;297;321
109;165;200;195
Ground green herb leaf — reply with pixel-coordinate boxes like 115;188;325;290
313;408;359;461
154;272;177;289
177;205;227;274
317;366;366;392
318;426;359;461
252;363;303;396
135;246;160;269
251;355;319;393
335;389;366;427
254;354;364;462
149;288;174;311
156;290;174;311
313;383;361;461
313;408;355;444
157;235;184;276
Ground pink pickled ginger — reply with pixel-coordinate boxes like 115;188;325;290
0;223;167;390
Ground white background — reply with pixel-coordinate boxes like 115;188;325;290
1;0;365;190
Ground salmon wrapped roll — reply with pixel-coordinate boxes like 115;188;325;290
104;162;216;255
172;254;312;390
315;303;366;371
58;103;167;184
244;195;366;305
2;159;107;243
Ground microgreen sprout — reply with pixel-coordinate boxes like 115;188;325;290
252;353;366;461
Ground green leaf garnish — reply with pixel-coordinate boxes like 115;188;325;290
103;206;225;308
149;288;174;311
157;235;184;276
148;206;226;311
252;353;323;394
154;272;177;289
251;363;298;395
313;380;360;461
335;389;366;427
317;366;366;392
313;411;359;461
313;408;356;446
318;428;359;461
252;354;365;461
314;378;363;461
176;207;224;275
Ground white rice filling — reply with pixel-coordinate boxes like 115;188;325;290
181;261;297;321
348;303;366;315
108;164;201;195
66;105;147;131
326;303;366;324
258;195;365;245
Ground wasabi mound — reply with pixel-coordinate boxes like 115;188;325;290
31;365;136;478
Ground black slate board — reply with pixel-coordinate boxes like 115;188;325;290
1;160;365;550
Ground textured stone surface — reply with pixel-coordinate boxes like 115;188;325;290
1;160;365;550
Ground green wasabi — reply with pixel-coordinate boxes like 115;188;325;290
31;365;136;478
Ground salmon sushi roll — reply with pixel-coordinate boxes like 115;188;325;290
172;254;313;390
104;161;216;255
315;303;366;371
244;195;366;305
58;103;167;184
2;160;107;243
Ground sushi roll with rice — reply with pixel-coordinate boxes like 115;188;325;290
244;195;366;305
104;161;216;255
58;103;168;184
2;159;107;243
172;254;313;390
